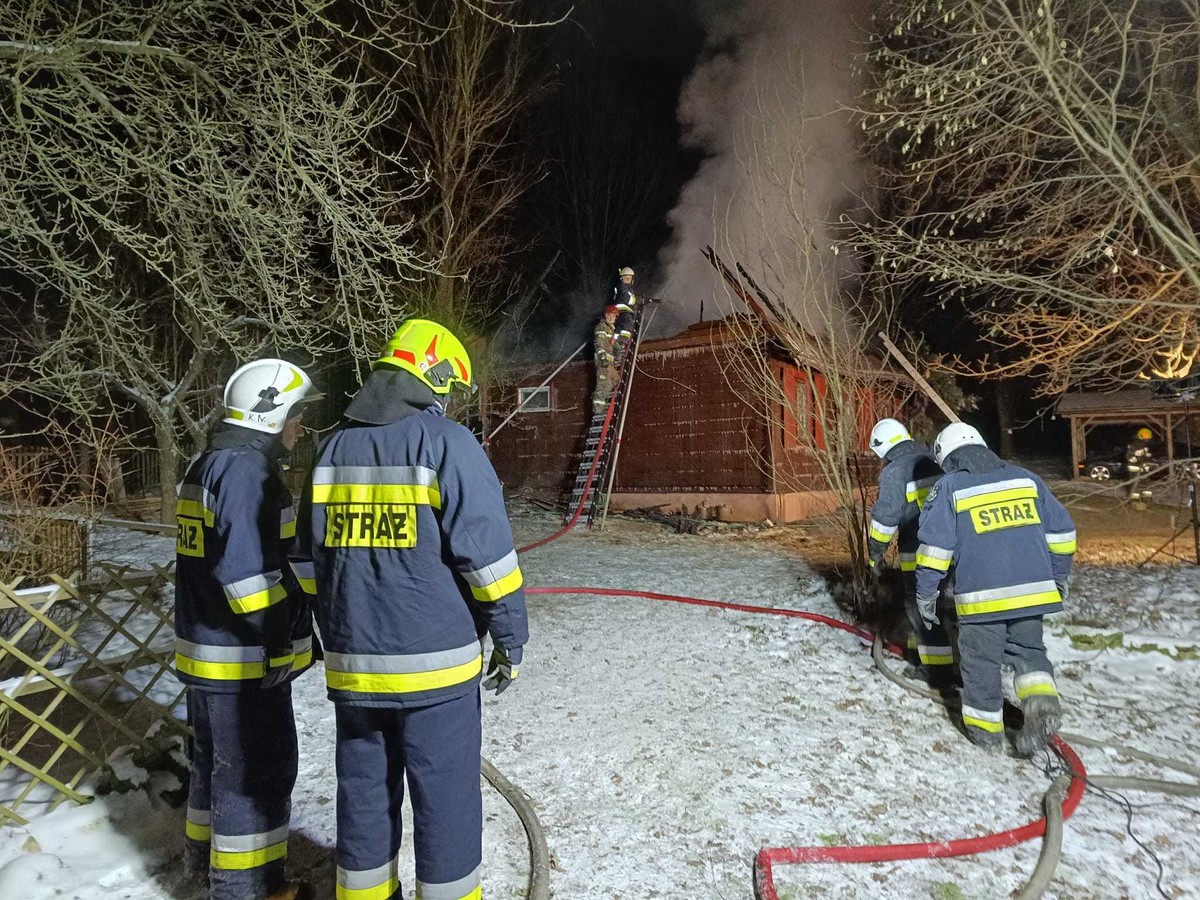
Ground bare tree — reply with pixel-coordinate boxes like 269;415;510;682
0;1;446;521
378;1;547;329
857;0;1200;395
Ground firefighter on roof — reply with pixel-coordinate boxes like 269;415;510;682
175;358;318;900
915;423;1075;755
611;265;639;353
866;418;954;689
291;319;529;900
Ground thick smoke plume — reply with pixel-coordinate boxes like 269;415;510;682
655;0;874;336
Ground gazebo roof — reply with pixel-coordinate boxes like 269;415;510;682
1056;389;1191;418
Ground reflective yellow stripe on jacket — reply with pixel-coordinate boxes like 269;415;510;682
311;464;442;509
459;549;524;602
280;506;296;540
868;518;898;544
955;580;1061;617
290;560;317;596
176;484;217;526
952;478;1039;512
323;642;482;696
915;543;953;572
222;571;287;614
1045;529;1077;555
175;637;310;682
905;475;940;509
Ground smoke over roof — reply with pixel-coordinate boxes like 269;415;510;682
654;0;875;336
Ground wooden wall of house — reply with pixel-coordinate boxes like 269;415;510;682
615;344;771;493
485;362;591;492
769;362;890;494
484;334;898;498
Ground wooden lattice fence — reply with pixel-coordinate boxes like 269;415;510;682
0;565;186;826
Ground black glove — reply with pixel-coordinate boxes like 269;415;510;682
916;593;939;628
261;606;294;689
482;646;522;695
1056;580;1070;605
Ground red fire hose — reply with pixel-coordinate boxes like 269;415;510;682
517;398;619;553
754;736;1087;899
523;585;1089;900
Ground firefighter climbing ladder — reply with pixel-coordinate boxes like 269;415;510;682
564;305;649;528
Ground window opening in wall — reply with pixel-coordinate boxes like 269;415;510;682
517;385;551;413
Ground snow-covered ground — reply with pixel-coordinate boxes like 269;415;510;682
1;511;1198;899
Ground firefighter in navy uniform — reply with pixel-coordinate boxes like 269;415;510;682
175;359;318;900
915;423;1076;755
610;265;639;354
866;418;954;689
291;319;529;900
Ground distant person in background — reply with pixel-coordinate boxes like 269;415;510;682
175;359;318;900
593;305;620;415
916;423;1075;757
1125;427;1155;504
1125;427;1154;474
866;418;954;689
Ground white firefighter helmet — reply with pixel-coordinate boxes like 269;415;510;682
618;266;635;278
868;418;912;459
933;422;987;466
222;359;316;434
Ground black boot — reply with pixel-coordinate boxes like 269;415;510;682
267;881;315;900
966;725;1005;754
1015;694;1062;757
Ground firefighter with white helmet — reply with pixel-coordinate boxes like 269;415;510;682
915;422;1076;755
611;265;639;352
291;319;528;900
176;358;319;900
866;418;954;687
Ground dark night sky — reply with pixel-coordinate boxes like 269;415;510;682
515;0;708;354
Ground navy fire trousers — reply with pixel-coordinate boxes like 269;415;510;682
957;616;1059;739
185;685;298;899
334;690;483;900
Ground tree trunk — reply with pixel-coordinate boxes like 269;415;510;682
99;453;127;504
155;418;179;524
996;380;1017;459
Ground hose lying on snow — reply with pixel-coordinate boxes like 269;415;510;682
871;634;1200;900
523;586;1199;899
482;758;550;900
525;588;1091;898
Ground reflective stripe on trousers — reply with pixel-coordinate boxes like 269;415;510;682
211;824;289;870
957;618;1054;739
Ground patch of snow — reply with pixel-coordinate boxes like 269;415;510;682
0;512;1196;899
